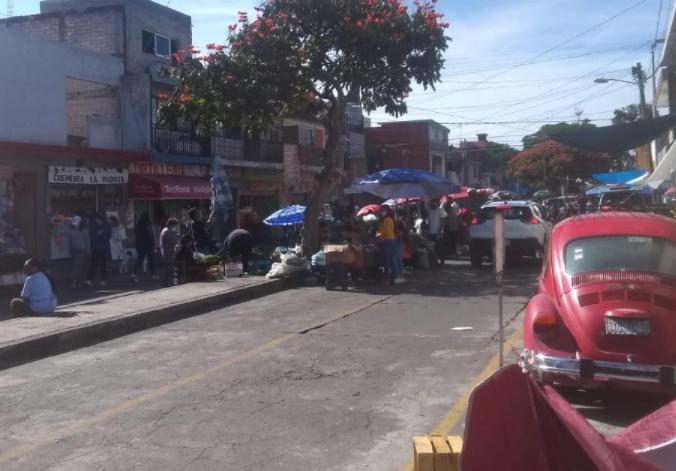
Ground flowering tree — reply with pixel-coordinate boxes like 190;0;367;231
158;0;449;252
508;140;609;190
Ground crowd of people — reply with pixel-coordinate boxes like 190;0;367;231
319;198;466;285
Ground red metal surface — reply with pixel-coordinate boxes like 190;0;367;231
461;365;670;471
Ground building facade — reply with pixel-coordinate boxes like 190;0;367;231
364;120;449;177
447;134;505;188
650;3;676;189
0;27;147;279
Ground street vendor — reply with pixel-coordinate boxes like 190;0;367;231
218;228;254;274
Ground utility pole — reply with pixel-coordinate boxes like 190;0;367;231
632;62;648;120
6;0;13;17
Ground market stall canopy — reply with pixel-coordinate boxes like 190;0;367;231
585;184;653;196
551;113;676;153
128;175;211;200
356;204;380;217
346;168;460;199
504;180;532;195
592;169;649;185
263;205;305;226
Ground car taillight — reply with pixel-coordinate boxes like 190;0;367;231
533;311;558;343
522;217;540;224
600;205;612;212
471;216;480;225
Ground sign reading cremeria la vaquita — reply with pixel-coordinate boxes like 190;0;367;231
48;166;129;185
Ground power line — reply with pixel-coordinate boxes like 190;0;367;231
448;0;649;93
655;0;665;42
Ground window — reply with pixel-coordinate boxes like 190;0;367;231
299;127;315;147
479;206;533;222
142;29;179;58
564;236;676;276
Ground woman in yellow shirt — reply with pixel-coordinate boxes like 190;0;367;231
377;206;401;284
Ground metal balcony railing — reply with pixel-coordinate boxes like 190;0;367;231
152;127;209;157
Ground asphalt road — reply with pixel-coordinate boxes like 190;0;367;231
1;261;660;471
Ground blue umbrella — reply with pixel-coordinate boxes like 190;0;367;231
263;205;306;226
347;168;460;199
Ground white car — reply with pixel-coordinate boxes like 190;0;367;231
469;200;551;267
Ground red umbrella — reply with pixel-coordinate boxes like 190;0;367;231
356;204;381;217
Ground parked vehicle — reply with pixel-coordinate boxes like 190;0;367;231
520;212;676;393
596;189;648;212
469;200;551;267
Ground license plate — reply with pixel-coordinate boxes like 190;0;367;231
604;318;651;336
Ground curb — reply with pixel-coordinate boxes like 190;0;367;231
0;278;293;371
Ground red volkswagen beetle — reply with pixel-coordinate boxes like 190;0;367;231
520;212;676;393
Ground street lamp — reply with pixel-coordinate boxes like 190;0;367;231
594;62;647;120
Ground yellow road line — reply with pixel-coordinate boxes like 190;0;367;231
399;327;523;471
0;295;390;466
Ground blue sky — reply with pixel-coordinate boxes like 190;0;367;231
13;0;673;148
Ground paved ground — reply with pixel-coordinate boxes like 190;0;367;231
0;262;535;471
0;261;666;470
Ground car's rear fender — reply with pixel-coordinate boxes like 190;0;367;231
523;293;578;356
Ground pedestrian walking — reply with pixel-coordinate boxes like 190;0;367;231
427;199;447;263
218;228;254;274
68;215;90;288
132;212;158;283
443;200;459;257
108;215;127;266
10;259;57;317
86;213;111;287
188;208;210;254
159;217;181;286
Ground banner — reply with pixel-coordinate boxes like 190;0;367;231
48;166;128;185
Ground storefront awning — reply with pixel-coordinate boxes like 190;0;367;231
128;175;211;200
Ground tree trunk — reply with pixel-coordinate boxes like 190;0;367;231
302;101;346;255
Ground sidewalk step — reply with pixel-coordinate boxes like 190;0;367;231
0;278;292;371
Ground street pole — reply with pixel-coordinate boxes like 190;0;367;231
633;62;648;120
494;210;505;367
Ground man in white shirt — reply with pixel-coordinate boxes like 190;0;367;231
427;200;447;239
427;200;447;264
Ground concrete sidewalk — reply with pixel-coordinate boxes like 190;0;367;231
0;276;290;370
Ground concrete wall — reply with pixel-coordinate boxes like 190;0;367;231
365;124;431;172
121;74;151;151
0;7;124;56
39;0;192;75
0;28;123;145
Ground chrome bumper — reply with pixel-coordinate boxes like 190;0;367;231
520;350;676;386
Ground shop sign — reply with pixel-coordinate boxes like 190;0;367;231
48;166;128;185
128;162;209;178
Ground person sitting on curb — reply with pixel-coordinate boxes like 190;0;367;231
10;259;58;317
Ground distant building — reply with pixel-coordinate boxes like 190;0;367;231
447;134;506;188
365;120;449;177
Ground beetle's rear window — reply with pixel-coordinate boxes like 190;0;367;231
565;236;676;276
